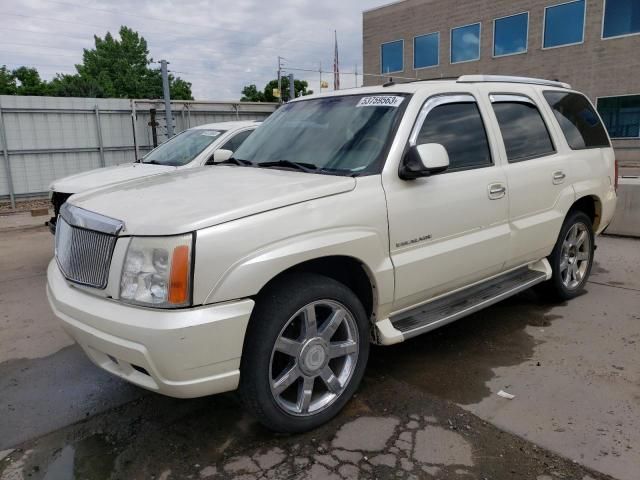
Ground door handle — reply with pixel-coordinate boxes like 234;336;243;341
488;183;506;200
553;171;566;184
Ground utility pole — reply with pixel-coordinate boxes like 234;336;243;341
277;56;283;104
288;73;295;101
354;64;359;88
319;62;322;93
160;60;174;137
333;30;340;91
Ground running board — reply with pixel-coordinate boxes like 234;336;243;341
390;265;548;341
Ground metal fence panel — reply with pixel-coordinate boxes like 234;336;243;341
0;95;277;200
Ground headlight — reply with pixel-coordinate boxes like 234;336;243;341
120;234;193;308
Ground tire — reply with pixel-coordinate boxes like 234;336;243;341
540;210;595;301
239;272;370;433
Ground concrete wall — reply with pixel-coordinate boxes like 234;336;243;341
606;177;640;237
0;96;277;200
362;0;640;164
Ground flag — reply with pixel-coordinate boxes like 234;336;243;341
333;30;340;91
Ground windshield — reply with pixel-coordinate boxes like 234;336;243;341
232;94;407;175
142;129;226;166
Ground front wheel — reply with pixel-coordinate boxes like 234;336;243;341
239;273;370;433
542;210;595;300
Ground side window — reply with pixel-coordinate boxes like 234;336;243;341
491;99;555;162
416;101;492;170
221;129;253;152
543;91;611;150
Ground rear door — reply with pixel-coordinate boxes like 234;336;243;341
486;90;575;269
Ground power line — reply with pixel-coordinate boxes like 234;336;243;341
47;0;332;48
0;26;96;43
0;42;83;56
2;12;330;60
3;8;329;50
0;37;287;72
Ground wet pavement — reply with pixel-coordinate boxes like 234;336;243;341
0;227;638;479
0;378;612;480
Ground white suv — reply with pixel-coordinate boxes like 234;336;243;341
47;76;617;432
47;120;259;233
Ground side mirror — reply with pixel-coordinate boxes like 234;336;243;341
399;143;450;180
207;149;233;165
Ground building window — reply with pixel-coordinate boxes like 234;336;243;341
603;0;640;39
414;32;439;69
417;102;492;170
493;12;529;57
381;40;404;74
543;0;586;48
491;100;555;162
451;23;481;64
597;95;640;139
543;91;611;149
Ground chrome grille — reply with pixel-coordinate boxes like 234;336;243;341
55;215;119;289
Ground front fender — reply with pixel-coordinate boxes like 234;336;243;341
202;226;394;306
191;177;393;310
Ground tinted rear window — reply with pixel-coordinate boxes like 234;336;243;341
543;91;610;150
492;102;555;162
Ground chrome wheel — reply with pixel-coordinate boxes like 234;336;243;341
269;300;359;416
559;222;591;290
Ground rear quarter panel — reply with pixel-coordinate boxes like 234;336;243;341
534;88;617;234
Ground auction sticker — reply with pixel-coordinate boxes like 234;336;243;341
356;95;404;108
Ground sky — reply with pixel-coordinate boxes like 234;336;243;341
1;0;393;100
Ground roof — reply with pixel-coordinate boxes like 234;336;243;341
290;75;572;102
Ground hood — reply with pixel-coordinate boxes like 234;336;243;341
50;163;175;194
68;166;356;235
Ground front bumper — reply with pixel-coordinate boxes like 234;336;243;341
46;260;254;398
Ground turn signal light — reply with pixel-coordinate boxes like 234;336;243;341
169;245;190;304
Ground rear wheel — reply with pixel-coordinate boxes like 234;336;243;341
541;210;594;300
239;273;369;433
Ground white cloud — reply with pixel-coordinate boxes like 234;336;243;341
0;0;390;100
461;32;479;45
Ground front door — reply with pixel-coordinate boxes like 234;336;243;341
383;94;510;312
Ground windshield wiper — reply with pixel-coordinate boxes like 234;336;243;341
216;157;254;166
142;160;164;165
257;160;318;173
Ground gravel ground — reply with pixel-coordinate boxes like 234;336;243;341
0;198;50;214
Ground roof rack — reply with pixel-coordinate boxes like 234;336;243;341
383;76;459;87
457;75;571;89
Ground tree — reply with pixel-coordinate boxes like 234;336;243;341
13;67;49;96
76;26;193;100
240;84;265;102
0;66;17;95
48;74;105;98
240;77;313;102
0;26;193;100
168;76;193;101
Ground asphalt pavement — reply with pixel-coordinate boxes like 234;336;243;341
0;226;638;479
